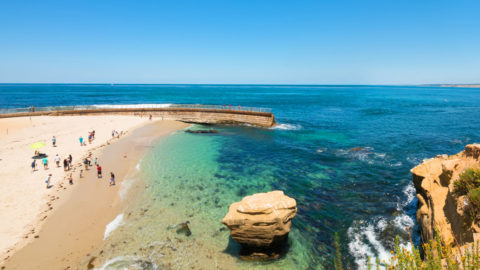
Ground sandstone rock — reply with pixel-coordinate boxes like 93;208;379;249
222;191;297;250
465;144;480;159
412;144;480;248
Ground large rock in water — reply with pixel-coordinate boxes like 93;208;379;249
222;191;297;259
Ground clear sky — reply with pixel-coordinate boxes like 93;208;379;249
0;0;479;84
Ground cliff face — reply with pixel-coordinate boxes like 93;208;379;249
412;144;480;247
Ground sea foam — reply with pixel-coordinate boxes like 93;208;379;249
119;178;137;201
95;255;158;270
103;213;124;240
136;159;142;171
271;123;302;130
348;183;416;269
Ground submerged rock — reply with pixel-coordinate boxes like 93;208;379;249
167;221;192;236
185;129;219;134
222;190;297;260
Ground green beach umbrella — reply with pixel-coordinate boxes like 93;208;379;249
29;142;46;150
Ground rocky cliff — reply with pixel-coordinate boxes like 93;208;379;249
412;144;480;247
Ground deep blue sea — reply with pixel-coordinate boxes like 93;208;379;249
2;84;480;269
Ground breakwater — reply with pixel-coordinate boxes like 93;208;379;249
0;105;276;127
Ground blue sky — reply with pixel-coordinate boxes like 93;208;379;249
0;0;479;84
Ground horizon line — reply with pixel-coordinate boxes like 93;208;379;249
0;83;479;86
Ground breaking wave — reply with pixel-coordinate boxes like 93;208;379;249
103;213;124;240
119;177;137;201
136;159;142;171
271;123;302;130
95;255;158;270
348;184;416;269
92;104;172;109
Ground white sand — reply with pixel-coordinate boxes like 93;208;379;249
0;115;151;256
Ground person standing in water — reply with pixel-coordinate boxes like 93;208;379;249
109;172;115;186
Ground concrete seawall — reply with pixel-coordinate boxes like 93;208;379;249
0;108;276;128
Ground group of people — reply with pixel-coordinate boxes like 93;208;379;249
33;131;117;189
111;130;122;139
79;130;96;146
88;130;95;144
62;154;73;171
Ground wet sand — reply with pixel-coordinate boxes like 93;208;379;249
2;120;188;269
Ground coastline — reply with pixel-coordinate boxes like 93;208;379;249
0;116;188;269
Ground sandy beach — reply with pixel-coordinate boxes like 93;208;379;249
0;115;188;269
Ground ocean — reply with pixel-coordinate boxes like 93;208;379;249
2;84;480;269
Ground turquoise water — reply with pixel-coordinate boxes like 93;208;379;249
2;84;480;268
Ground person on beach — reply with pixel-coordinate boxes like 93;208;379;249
45;174;52;189
94;157;98;165
68;154;73;170
42;157;48;169
52;136;56;147
55;154;60;167
63;159;68;171
31;160;36;172
149;114;152;120
80;169;83;178
79;136;84;146
110;172;115;186
83;158;89;170
68;173;73;185
111;130;115;138
97;164;102;178
88;133;92;144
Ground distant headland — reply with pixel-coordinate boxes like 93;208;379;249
424;84;480;88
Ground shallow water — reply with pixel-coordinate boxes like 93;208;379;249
2;84;480;268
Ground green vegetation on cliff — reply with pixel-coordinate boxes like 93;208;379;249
454;168;480;220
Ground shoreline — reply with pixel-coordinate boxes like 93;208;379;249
0;116;188;269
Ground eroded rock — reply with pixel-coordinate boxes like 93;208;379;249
411;144;480;247
222;190;297;260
